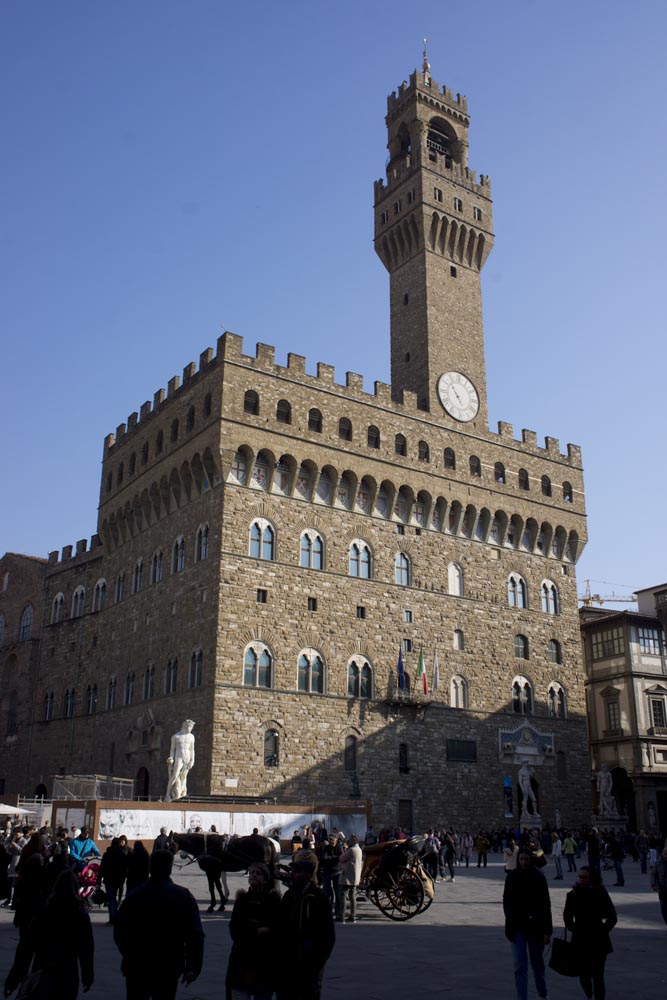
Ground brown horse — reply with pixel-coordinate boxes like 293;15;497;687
173;832;277;911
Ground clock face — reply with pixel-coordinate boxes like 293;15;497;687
437;371;479;422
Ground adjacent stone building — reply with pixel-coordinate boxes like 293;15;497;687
1;58;590;830
581;585;667;833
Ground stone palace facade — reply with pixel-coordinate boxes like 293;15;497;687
0;58;590;831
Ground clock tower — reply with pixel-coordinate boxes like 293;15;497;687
374;50;494;426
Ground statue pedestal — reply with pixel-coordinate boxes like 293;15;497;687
591;813;627;833
520;810;542;831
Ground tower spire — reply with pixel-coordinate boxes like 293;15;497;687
422;37;430;75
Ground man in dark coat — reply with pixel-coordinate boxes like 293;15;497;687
99;836;129;923
114;849;204;1000
277;860;335;1000
503;848;552;1000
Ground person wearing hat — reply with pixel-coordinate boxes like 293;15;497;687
278;860;335;1000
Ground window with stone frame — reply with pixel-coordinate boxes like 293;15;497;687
264;729;279;767
418;440;430;462
300;531;324;570
548;639;563;664
93;579;107;612
188;650;202;689
339;417;353;441
195;524;209;562
150;552;163;585
638;626;662;655
249;520;276;561
172;536;186;573
85;685;98;715
367;425;380;448
399;743;410;773
308;408;323;432
349;541;372;579
508;574;528;609
518;468;530;490
276;399;292;424
541;474;552;497
445;448;456;470
469;455;481;476
71;587;85;619
344;734;358;771
494;462;506;484
244;390;259;415
606;699;620;731
243;644;272;688
512;676;533;715
453;628;464;651
63;688;76;718
395;433;407;457
347;658;372;699
19;605;33;642
450;675;468;709
541;581;559;615
591;627;625;660
143;665;155;700
106;677;117;710
132;559;144;594
115;573;125;602
394;552;410;586
165;657;178;694
51;594;64;625
297;649;325;694
124;672;135;706
514;634;529;660
448;563;464;597
43;691;54;721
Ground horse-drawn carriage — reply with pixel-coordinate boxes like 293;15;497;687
360;837;435;921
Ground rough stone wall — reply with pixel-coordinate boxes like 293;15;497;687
0;553;46;795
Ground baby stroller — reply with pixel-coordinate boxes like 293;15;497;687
78;859;106;907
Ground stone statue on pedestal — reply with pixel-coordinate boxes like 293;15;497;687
165;719;195;801
596;763;616;816
518;763;539;820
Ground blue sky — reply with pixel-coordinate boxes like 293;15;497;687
2;0;665;604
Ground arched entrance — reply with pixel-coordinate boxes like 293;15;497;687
33;783;48;800
134;767;149;800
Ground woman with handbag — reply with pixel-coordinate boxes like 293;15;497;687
563;866;617;1000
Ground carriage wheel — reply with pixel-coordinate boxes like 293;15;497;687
371;867;425;921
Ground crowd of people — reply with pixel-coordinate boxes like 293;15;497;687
1;817;666;1000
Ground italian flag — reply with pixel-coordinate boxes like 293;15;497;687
417;648;429;696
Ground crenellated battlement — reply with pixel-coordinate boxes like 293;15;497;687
47;534;103;569
387;70;468;119
103;331;582;468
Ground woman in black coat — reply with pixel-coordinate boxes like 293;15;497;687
563;866;617;1000
4;869;94;999
226;862;281;1000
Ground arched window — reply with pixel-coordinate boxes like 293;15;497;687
156;430;163;455
450;675;469;709
398;743;410;774
195;524;209;561
548;682;567;719
514;634;529;660
106;677;117;710
51;594;64;625
243;644;273;688
172;536;185;573
71;587;85;619
124;672;135;706
150;551;163;584
230;451;247;484
92;579;107;612
367;425;380;448
308;408;322;432
132;559;143;593
276;399;291;424
563;481;573;503
85;684;98;715
141;442;149;465
244;390;259;415
300;531;324;570
344;735;358;771
339;417;352;441
508;574;528;609
106;471;113;493
251;455;270;490
395;433;407;456
249;520;275;561
203;392;212;418
186;406;195;432
19;605;33;641
117;462;124;485
541;475;552;497
63;688;76;719
453;629;464;651
115;573;125;602
43;691;54;721
494;462;506;484
418;440;430;462
170;418;179;443
447;563;463;597
347;658;372;699
394;552;410;586
541;581;559;615
165;658;178;694
512;676;533;715
548;639;563;664
349;541;372;579
297;650;325;694
469;455;480;476
445;448;456;470
188;650;202;689
129;452;136;475
518;468;529;490
264;729;279;768
143;665;155;700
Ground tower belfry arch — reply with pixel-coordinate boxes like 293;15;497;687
374;61;494;423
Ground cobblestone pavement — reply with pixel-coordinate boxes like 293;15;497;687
1;856;665;999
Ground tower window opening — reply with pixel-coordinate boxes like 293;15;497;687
473;206;482;221
381;211;388;225
450;266;457;277
393;200;402;215
407;189;415;204
403;293;409;305
404;352;410;362
454;197;463;212
434;188;443;203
